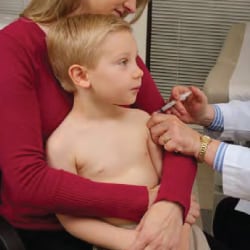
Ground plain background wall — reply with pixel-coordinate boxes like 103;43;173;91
132;6;148;62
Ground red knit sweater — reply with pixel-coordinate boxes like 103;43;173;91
0;18;196;230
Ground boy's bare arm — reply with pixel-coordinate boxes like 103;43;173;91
177;223;191;250
57;214;136;249
147;131;163;178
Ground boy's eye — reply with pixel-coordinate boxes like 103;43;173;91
119;58;128;65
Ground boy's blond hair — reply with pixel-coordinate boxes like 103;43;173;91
47;14;132;92
21;0;148;24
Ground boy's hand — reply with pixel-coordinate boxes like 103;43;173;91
148;185;159;208
185;195;200;225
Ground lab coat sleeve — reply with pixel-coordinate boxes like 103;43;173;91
217;100;250;141
223;144;250;201
215;100;250;200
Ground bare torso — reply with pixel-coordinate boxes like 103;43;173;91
48;107;161;226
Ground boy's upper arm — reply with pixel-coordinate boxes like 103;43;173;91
46;133;77;174
147;132;163;178
136;109;163;177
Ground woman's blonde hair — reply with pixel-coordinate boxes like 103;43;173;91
47;14;132;92
21;0;148;24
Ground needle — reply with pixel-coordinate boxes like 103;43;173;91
159;91;192;113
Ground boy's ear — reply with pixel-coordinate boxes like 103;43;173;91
68;64;90;88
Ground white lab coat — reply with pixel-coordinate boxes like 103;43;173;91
214;100;250;213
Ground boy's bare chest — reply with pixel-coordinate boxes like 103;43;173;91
73;121;150;177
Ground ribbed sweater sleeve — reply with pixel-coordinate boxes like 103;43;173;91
136;57;197;218
155;152;197;218
39;168;148;222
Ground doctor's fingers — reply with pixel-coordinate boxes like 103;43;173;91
169;104;187;118
148;115;178;143
171;85;191;99
158;130;171;146
147;112;171;128
160;135;181;153
149;121;170;144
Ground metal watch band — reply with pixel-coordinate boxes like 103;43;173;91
198;135;212;162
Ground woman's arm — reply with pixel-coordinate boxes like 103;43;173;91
0;24;148;225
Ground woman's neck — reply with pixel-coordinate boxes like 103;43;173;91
36;22;51;34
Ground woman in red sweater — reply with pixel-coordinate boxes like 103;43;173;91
0;0;197;249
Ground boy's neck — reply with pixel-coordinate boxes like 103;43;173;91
72;94;127;120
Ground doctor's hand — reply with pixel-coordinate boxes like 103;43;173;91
168;85;214;127
129;201;183;250
148;113;200;157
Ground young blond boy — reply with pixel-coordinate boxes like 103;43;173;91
46;14;209;250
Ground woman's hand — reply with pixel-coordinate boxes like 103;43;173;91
129;201;183;250
167;85;214;127
147;113;201;157
185;195;200;225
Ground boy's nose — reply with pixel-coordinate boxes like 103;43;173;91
123;0;137;13
134;65;144;78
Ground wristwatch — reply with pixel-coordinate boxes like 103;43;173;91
198;135;212;162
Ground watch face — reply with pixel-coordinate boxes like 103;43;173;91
203;135;212;142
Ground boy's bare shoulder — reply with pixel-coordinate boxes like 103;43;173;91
46;118;78;170
46;118;73;154
127;108;150;123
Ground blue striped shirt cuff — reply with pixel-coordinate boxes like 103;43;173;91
207;104;224;131
213;142;228;173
